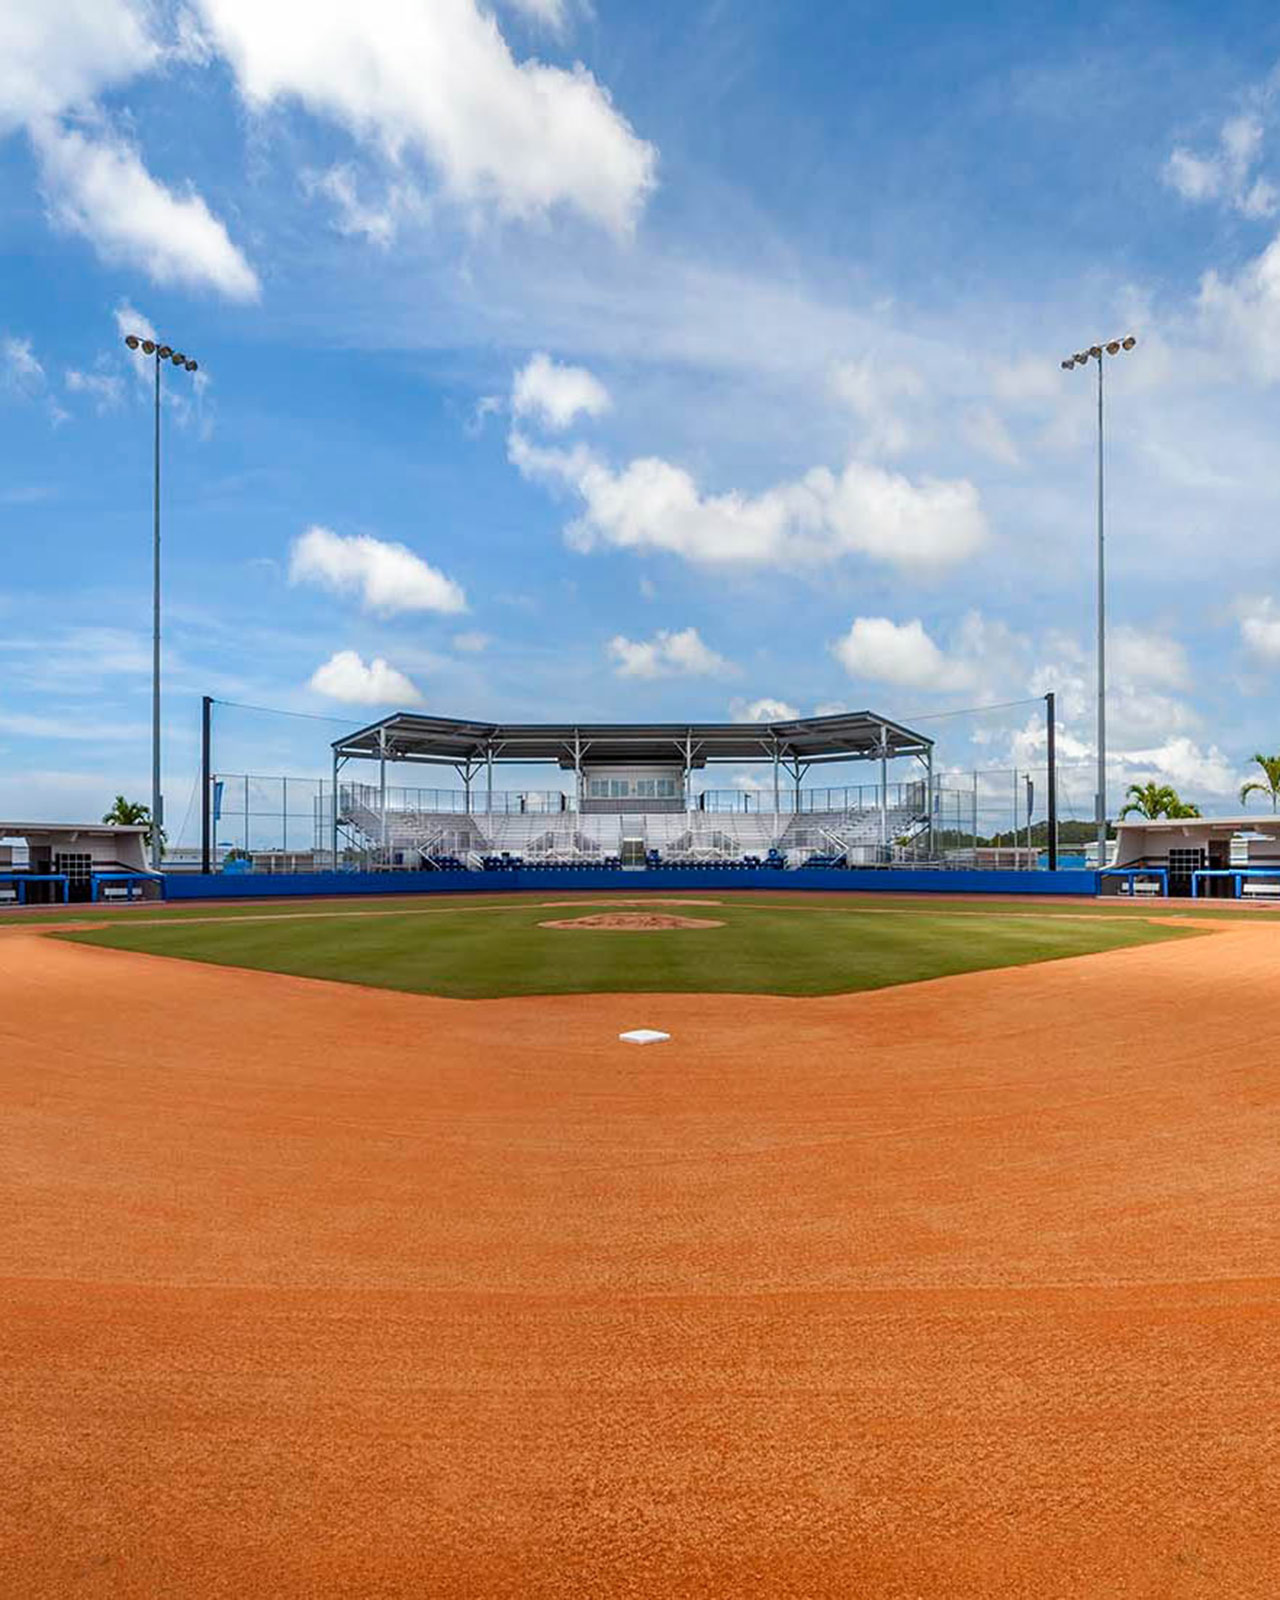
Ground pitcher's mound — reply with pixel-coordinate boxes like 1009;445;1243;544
539;912;724;931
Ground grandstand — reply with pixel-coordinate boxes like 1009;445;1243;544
317;710;933;873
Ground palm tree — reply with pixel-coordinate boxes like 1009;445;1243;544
1240;754;1280;813
1119;781;1201;821
102;795;164;852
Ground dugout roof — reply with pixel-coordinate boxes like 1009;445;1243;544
333;710;932;772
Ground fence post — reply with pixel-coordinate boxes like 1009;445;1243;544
200;696;212;874
331;749;339;867
1046;691;1058;871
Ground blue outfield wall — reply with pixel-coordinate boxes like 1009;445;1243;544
163;867;1099;900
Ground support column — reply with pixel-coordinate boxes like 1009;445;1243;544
972;771;979;860
282;777;288;857
486;744;494;816
925;747;934;858
879;727;888;852
379;728;388;864
772;740;781;843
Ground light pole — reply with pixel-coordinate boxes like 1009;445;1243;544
123;333;199;872
1060;334;1137;869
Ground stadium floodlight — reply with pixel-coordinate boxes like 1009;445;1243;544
122;331;202;873
1059;333;1139;866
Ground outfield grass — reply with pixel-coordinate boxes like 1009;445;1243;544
58;899;1198;999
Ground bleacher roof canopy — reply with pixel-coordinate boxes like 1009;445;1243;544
333;711;932;771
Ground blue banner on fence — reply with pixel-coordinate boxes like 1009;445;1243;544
212;780;223;824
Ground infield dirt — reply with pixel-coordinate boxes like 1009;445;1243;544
2;922;1277;1597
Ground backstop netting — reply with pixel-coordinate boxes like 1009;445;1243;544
184;694;1099;873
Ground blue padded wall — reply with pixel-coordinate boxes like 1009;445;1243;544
163;867;1098;900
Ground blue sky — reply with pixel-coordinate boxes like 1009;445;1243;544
5;0;1280;833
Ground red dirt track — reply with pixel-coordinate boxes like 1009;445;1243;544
3;925;1278;1597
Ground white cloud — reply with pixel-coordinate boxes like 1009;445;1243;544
302;164;397;247
607;626;732;679
510;434;986;572
32;121;260;300
300;163;430;248
289;526;467;615
731;697;800;723
0;626;153;694
1;334;69;425
0;706;147;741
0;765;158;822
0;0;155;133
109;300;213;433
499;0;570;27
1110;624;1190;689
961;406;1021;467
830;614;1198;751
1165;148;1220;204
1027;631;1203;752
452;630;491;653
512;352;610;431
832;616;957;691
308;650;423;705
1;336;45;395
1118;736;1240;798
65;367;124;411
114;300;157;355
194;0;656;234
1165;115;1278;219
991;358;1059;405
829;357;922;457
1238;595;1280;661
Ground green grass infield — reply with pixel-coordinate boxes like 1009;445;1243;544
56;898;1200;1000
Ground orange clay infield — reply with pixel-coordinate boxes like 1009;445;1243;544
3;919;1278;1599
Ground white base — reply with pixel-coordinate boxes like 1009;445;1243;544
619;1028;670;1046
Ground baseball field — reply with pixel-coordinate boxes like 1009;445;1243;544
3;891;1277;1597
